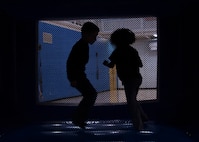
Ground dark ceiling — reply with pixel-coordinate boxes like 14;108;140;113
0;0;196;19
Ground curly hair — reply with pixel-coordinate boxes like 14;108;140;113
110;28;136;46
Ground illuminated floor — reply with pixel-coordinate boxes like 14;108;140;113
0;120;193;142
49;89;157;105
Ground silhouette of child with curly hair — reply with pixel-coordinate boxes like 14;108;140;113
103;28;148;131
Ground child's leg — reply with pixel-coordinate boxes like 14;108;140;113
73;77;97;125
123;80;143;130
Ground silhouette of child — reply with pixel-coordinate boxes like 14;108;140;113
67;22;99;129
103;28;148;131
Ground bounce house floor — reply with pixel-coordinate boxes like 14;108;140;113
0;120;194;142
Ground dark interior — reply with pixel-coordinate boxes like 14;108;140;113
0;0;198;141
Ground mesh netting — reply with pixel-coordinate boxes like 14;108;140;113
39;17;157;105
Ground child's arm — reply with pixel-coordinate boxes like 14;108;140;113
103;60;115;68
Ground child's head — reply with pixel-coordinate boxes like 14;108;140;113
110;28;135;47
81;22;99;44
